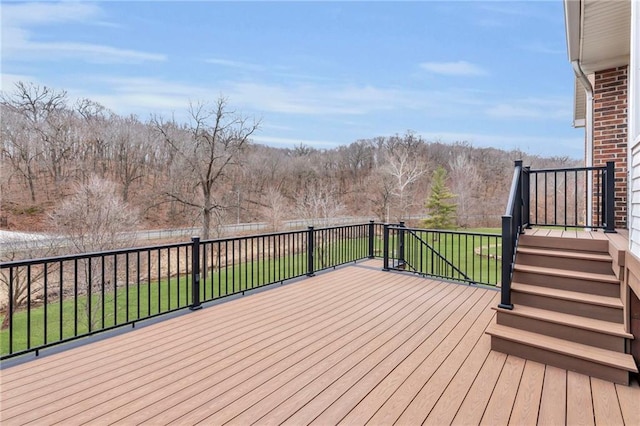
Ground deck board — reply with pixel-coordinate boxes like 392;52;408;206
615;379;640;425
480;355;526;426
451;350;507;425
537;366;567;424
508;360;545;426
1;260;638;426
567;371;595;426
591;377;625;425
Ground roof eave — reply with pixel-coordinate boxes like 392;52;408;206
564;0;582;62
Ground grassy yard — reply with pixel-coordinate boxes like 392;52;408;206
0;229;499;356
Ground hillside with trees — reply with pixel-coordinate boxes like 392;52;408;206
1;82;580;237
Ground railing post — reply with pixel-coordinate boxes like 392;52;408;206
398;221;406;270
368;220;375;259
605;161;616;233
383;224;390;271
190;236;202;311
499;217;514;310
307;226;315;276
522;166;531;229
514;160;524;233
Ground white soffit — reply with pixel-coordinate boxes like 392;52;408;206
580;0;631;73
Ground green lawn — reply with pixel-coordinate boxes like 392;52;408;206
0;229;499;356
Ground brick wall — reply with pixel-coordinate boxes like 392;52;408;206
593;66;628;228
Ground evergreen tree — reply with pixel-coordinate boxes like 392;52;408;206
423;166;457;229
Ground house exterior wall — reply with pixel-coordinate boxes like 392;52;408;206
629;0;640;256
593;66;628;228
627;0;640;368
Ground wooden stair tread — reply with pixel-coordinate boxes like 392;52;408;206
486;324;638;373
519;234;609;253
492;305;633;339
513;264;618;283
516;247;612;263
511;282;623;309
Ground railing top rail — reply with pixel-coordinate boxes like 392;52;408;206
199;222;377;244
504;163;523;216
0;240;193;269
200;227;309;244
528;165;606;173
386;225;500;237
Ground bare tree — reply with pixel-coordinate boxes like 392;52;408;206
75;98;112;181
383;140;425;221
50;176;139;253
1;82;71;190
449;152;480;227
49;176;139;329
111;116;149;202
0;105;41;202
154;98;260;239
296;182;345;227
263;186;289;231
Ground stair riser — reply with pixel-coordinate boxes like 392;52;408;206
496;311;626;352
513;271;620;297
516;253;613;275
511;291;623;323
490;336;630;385
519;236;609;253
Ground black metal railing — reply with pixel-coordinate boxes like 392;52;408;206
528;161;615;231
0;222;381;359
382;223;500;286
499;159;615;310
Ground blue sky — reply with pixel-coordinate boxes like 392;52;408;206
1;0;585;158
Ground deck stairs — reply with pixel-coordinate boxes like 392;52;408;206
487;232;638;385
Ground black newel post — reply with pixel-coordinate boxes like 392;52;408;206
368;220;375;259
307;226;315;276
190;236;202;310
605;161;616;233
398;221;405;270
499;216;514;310
383;224;390;271
522;166;531;229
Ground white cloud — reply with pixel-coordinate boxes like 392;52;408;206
72;77;216;117
485;97;572;120
418;131;583;157
252;135;341;149
65;74;487;121
2;2;103;25
521;42;565;55
18;41;166;63
225;81;409;115
420;61;487;76
205;58;264;71
2;2;166;64
1;73;39;91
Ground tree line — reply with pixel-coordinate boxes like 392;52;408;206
1;82;580;241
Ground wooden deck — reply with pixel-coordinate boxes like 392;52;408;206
1;260;638;425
